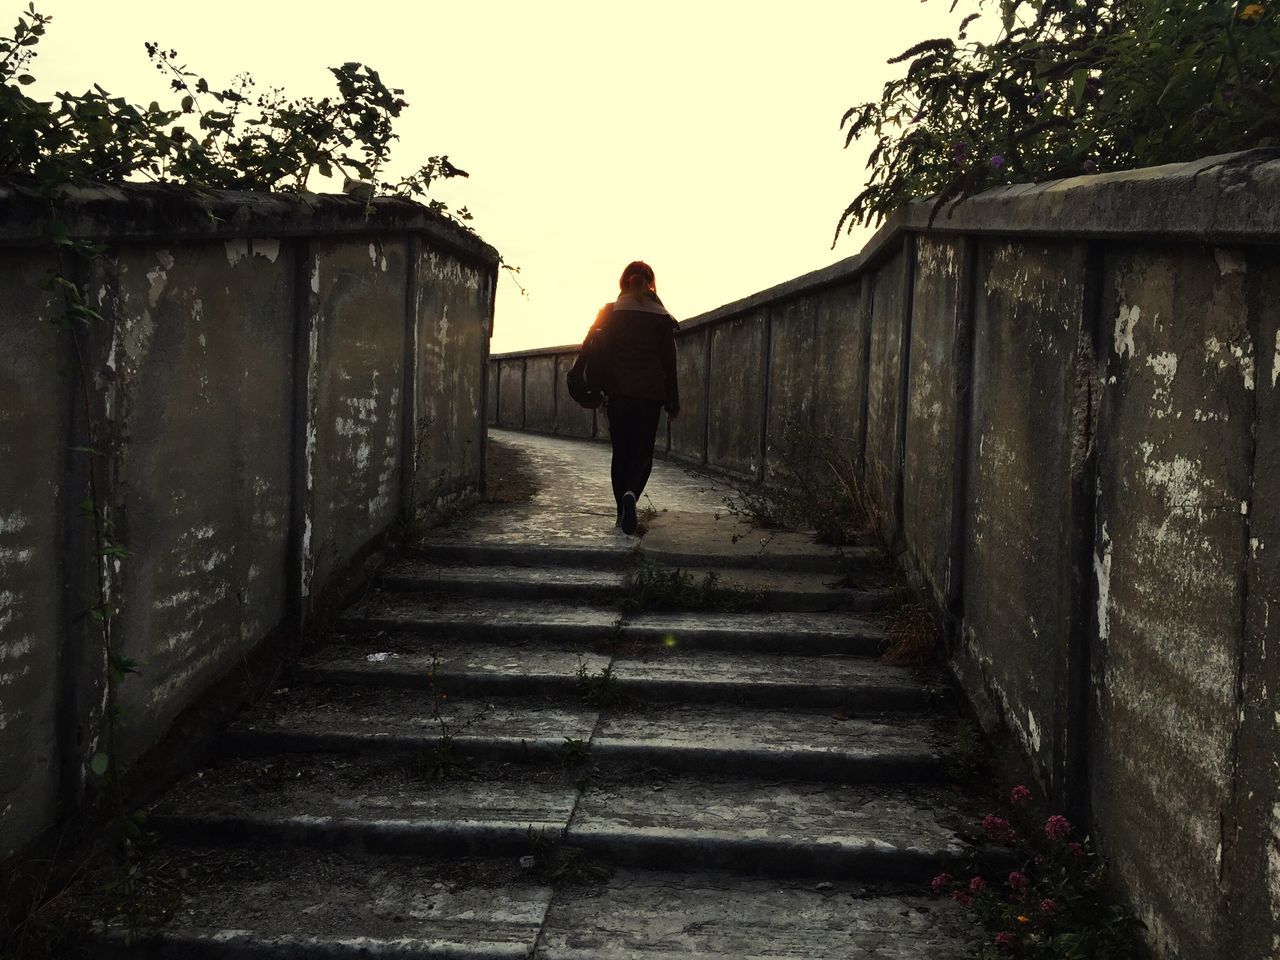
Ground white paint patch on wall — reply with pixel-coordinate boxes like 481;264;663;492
146;250;175;307
1115;305;1140;360
0;513;29;535
1267;801;1280;957
224;239;249;266
254;239;281;263
1146;351;1178;419
1095;521;1113;644
1206;335;1256;391
1273;331;1280;388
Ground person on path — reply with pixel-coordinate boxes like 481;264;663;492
594;260;680;535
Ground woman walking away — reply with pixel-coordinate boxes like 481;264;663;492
597;260;679;535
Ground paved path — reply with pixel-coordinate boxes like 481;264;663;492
99;431;980;958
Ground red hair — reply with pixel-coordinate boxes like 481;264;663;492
619;260;656;292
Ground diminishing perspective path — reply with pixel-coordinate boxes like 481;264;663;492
109;429;983;958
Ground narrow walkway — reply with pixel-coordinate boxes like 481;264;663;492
101;431;981;958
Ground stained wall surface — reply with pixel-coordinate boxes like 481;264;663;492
0;185;497;863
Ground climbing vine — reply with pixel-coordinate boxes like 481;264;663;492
838;0;1280;232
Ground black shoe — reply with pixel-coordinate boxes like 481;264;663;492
620;491;637;535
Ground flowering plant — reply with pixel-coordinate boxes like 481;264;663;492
933;786;1147;957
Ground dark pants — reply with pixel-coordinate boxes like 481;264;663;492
605;394;663;511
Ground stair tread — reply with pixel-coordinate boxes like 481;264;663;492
153;755;578;834
572;775;971;856
230;686;947;768
89;845;551;958
299;638;925;697
537;870;976;960
345;595;889;640
152;755;973;863
236;686;601;747
380;559;891;601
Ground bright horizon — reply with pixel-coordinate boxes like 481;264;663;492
31;1;976;354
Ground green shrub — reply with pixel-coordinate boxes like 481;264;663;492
839;0;1280;232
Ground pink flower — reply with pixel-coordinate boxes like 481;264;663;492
969;875;986;895
1045;815;1072;840
1041;898;1058;915
995;931;1013;948
1007;871;1029;896
1009;784;1033;805
931;873;953;894
952;891;974;908
1067;841;1086;858
982;814;1018;844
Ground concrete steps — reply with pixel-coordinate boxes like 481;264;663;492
92;847;975;959
148;754;974;882
90;434;978;958
377;559;894;611
294;638;931;711
225;687;950;782
341;596;892;655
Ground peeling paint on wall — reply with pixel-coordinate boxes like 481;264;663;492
1115;305;1141;359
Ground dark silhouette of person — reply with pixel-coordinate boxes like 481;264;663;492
594;261;679;535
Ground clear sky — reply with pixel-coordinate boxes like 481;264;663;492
30;1;973;353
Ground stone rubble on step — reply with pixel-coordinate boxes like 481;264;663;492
97;433;979;958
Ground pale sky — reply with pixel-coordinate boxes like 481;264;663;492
32;1;974;354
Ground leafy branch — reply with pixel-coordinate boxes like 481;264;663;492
838;0;1280;235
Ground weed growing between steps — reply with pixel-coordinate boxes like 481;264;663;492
621;557;763;614
576;657;627;709
880;600;945;668
523;828;613;886
932;784;1147;959
422;650;493;782
724;418;869;548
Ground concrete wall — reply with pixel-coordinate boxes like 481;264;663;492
490;151;1280;960
0;183;497;863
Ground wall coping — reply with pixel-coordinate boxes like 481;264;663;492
491;148;1280;359
0;179;499;267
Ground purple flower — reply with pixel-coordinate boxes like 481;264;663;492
1045;815;1073;840
1067;841;1086;858
931;872;953;894
1082;159;1097;174
1009;784;1033;805
982;814;1018;843
1008;870;1029;894
990;154;1006;170
1041;898;1058;915
969;875;986;895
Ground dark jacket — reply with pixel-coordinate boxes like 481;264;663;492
597;291;680;411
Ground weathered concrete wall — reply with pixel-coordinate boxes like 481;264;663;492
901;237;965;611
957;240;1090;797
488;152;1280;960
863;250;907;536
0;251;66;863
497;358;524;429
416;247;492;511
706;310;766;478
0;183;497;863
1092;245;1253;959
670;327;708;462
523;355;558;433
486;360;500;426
554;353;595;438
307;238;407;592
808;281;866;455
